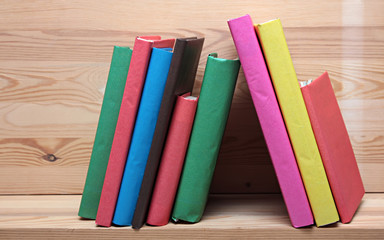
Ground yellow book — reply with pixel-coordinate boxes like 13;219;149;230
255;19;339;226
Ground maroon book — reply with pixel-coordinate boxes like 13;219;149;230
132;37;204;229
147;94;197;226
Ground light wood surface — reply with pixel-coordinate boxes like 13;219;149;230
0;194;383;239
0;0;383;194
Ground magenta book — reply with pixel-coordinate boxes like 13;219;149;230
228;14;313;228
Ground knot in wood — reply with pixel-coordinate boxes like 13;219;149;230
43;154;58;162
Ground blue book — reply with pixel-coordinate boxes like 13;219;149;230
112;47;173;226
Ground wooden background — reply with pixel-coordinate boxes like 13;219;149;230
0;0;383;195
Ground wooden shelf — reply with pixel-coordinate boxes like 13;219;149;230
0;194;383;239
0;1;382;239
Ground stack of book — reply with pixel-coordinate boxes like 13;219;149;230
228;15;364;227
78;35;241;229
78;14;364;229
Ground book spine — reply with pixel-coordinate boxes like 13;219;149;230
171;53;240;223
146;94;198;226
78;46;132;219
132;37;204;229
255;19;339;226
228;15;313;228
112;48;173;226
96;37;175;227
301;72;364;223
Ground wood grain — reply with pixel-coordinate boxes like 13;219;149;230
0;0;383;194
0;194;383;239
0;138;91;194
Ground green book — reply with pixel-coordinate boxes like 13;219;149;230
172;53;240;223
78;46;132;219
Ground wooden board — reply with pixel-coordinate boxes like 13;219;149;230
0;194;383;239
0;0;383;194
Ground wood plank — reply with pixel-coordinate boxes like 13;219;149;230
1;58;383;104
0;98;383;194
0;0;383;194
0;133;381;194
0;82;382;138
0;102;99;138
0;135;382;194
0;194;383;239
0;0;383;31
0;137;91;194
0;26;382;62
0;61;108;103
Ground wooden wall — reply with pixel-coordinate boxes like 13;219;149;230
0;0;383;194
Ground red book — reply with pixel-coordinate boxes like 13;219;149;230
301;71;365;223
96;36;175;227
146;94;198;226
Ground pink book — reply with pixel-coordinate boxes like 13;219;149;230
146;94;198;226
301;72;364;223
228;15;313;227
96;36;175;227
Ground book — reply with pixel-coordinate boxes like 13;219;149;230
301;71;365;223
227;14;313;228
132;37;204;229
112;47;173;226
78;46;132;219
146;94;198;226
96;36;175;227
255;19;339;226
171;53;240;223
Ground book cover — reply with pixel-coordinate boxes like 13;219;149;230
112;47;173;226
301;71;365;223
132;37;204;229
171;53;240;223
96;36;175;227
255;19;339;226
228;14;313;228
78;46;132;219
146;94;198;226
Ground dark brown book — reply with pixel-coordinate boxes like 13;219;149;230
131;37;204;229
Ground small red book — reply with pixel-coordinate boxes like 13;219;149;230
301;71;365;223
96;36;175;227
146;94;197;226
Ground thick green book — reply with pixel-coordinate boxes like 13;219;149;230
78;46;132;219
172;53;240;223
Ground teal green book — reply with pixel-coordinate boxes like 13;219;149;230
78;46;132;219
172;53;240;223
